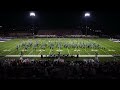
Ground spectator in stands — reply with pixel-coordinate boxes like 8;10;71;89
0;58;120;79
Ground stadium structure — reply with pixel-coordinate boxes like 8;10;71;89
0;24;120;60
0;11;120;79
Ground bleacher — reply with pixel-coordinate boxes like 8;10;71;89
0;58;120;79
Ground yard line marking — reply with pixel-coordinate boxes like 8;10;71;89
74;50;80;51
101;49;109;55
108;49;115;51
38;50;45;51
49;49;52;55
38;49;45;55
91;49;98;51
28;49;33;55
90;40;109;55
113;41;120;43
38;50;42;55
103;43;118;54
5;55;114;58
21;50;28;51
0;42;15;53
67;48;70;55
8;39;33;55
91;40;112;55
8;39;24;55
3;50;11;51
0;40;20;55
77;38;80;55
84;48;90;55
56;50;63;51
0;41;5;42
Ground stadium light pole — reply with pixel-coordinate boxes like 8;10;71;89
84;12;90;36
30;12;36;38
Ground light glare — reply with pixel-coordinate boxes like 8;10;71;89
85;12;90;17
30;12;35;16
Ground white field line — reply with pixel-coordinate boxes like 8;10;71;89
49;49;52;55
78;55;113;57
56;50;63;51
2;39;29;55
77;39;81;55
99;41;118;55
111;42;120;50
82;40;90;55
5;55;114;58
67;48;70;55
28;49;33;55
37;50;45;55
0;41;19;55
3;50;11;51
103;41;118;53
4;39;33;55
84;48;90;55
113;41;120;43
90;40;117;55
74;50;81;51
8;40;26;55
101;49;110;55
108;50;115;51
6;41;22;54
93;41;108;54
91;49;98;51
38;51;42;55
101;44;117;54
0;43;14;53
0;41;5;42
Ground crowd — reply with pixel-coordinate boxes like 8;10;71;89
0;58;120;79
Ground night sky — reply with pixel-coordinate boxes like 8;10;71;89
0;10;120;34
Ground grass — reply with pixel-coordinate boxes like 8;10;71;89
0;38;120;61
0;38;120;56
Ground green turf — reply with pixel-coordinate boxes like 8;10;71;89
0;38;120;56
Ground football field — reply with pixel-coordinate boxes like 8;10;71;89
0;38;120;58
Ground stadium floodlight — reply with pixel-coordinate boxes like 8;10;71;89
29;11;36;38
84;12;90;17
30;12;35;17
84;12;91;36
